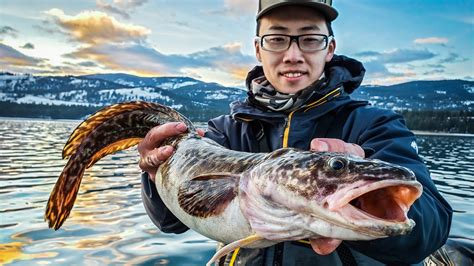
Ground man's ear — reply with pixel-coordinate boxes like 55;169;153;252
255;38;262;62
325;39;336;62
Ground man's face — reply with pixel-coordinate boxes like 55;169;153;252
255;6;335;94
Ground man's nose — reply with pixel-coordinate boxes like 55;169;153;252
283;41;304;63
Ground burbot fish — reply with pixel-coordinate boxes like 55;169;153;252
45;101;423;265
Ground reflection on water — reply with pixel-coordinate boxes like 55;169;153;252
415;135;474;237
0;118;473;265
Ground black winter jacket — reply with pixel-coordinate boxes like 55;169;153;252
141;55;452;265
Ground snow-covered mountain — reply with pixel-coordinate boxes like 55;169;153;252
83;73;200;90
0;72;246;120
353;80;474;111
1;72;473;120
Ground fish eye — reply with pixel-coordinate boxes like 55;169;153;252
328;157;347;171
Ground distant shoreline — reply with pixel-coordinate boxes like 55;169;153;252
412;131;474;137
0;116;81;123
2;116;473;137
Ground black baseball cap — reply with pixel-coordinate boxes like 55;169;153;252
257;0;338;21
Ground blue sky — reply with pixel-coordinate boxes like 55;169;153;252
0;0;473;87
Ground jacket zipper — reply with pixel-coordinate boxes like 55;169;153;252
282;110;296;148
282;87;341;148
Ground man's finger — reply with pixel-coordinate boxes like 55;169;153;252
148;146;174;164
196;128;206;137
347;143;365;157
312;138;347;152
309;238;342;255
320;138;346;152
310;139;329;151
138;145;174;170
311;138;364;158
139;122;187;152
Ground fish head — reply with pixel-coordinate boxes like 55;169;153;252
240;149;423;241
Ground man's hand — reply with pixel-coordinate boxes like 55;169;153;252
308;138;365;255
138;122;205;182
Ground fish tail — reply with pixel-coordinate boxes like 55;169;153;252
45;155;86;230
46;101;194;229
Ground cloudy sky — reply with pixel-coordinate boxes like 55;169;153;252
1;0;473;87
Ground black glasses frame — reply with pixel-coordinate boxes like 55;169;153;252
257;34;332;52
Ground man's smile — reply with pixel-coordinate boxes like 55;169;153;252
281;71;308;80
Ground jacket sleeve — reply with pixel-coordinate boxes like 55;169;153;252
205;115;232;148
345;109;453;264
140;117;230;233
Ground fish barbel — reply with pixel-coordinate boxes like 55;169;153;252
45;101;423;265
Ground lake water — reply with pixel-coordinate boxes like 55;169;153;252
0;118;473;265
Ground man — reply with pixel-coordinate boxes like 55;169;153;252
138;0;452;265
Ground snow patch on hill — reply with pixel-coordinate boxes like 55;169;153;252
99;88;172;102
159;81;198;90
205;92;228;100
15;95;94;106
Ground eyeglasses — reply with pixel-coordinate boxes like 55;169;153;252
256;34;332;52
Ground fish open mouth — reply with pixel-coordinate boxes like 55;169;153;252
326;180;423;224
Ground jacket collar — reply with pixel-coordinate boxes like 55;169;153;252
232;95;355;124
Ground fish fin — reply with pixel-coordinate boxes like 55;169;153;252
206;234;264;266
178;173;240;218
45;155;86;230
86;138;142;168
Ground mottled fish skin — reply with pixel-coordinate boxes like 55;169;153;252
255;150;415;201
155;134;267;244
163;135;264;185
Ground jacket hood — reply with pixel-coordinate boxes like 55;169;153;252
324;55;365;94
